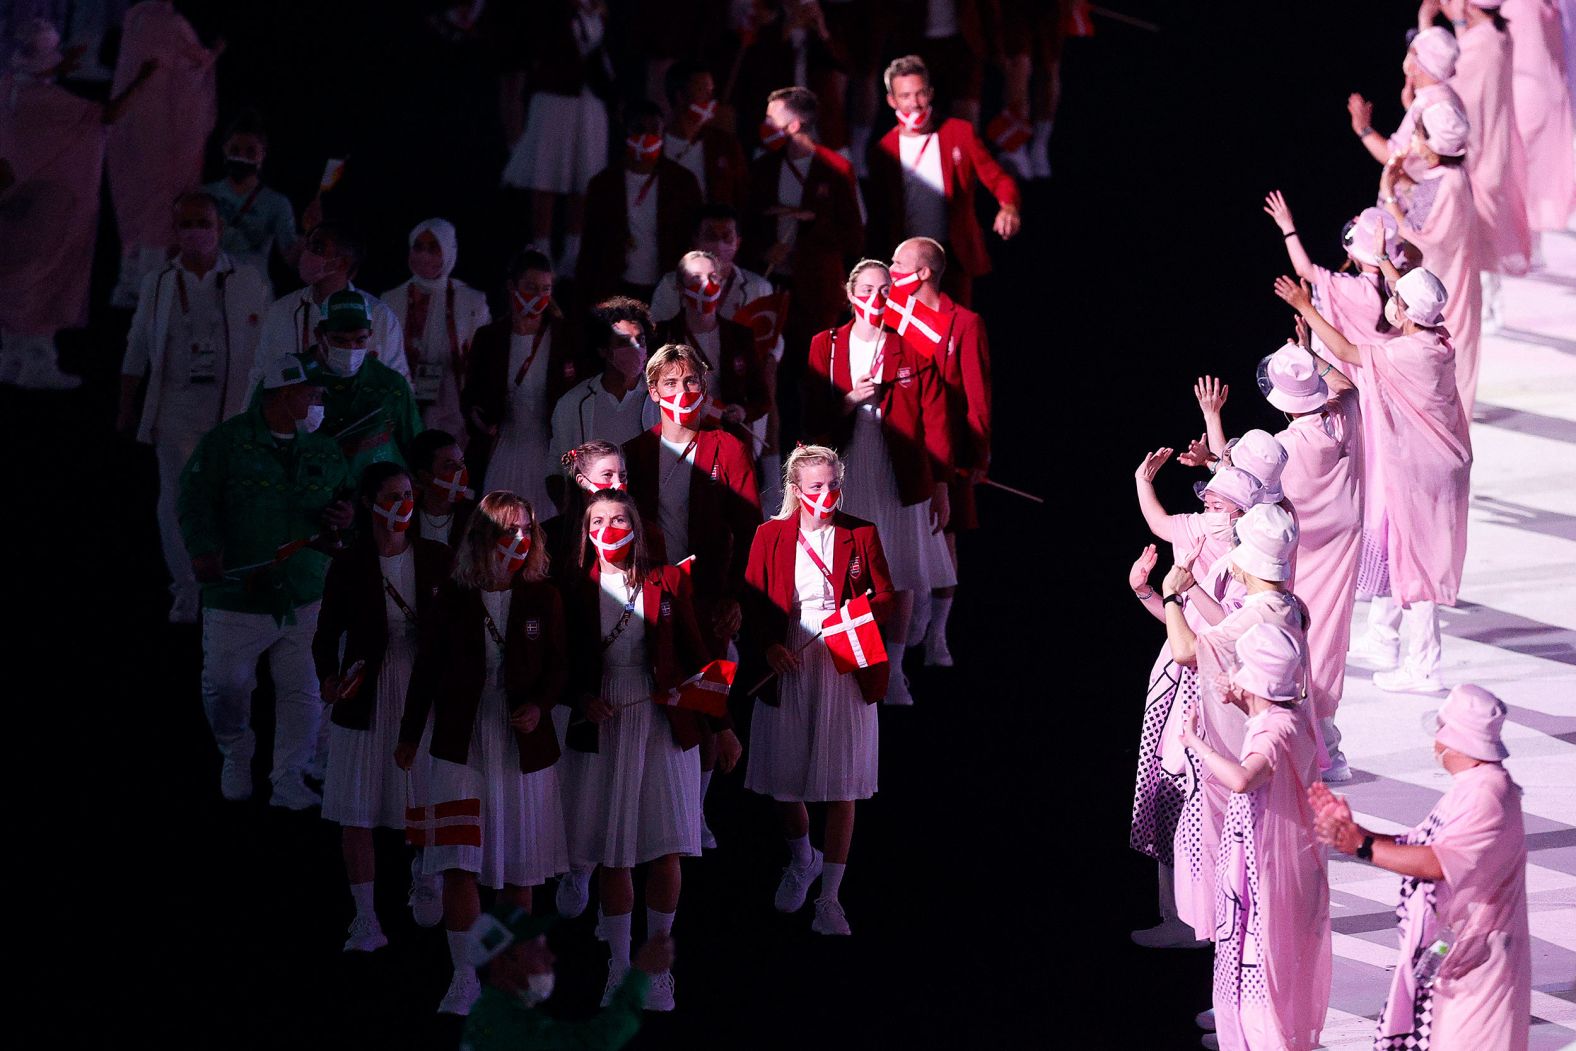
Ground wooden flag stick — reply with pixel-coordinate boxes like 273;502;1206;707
981;477;1045;504
1088;5;1161;32
743;629;825;697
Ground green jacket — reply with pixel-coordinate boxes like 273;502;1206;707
319;356;423;482
178;405;351;621
460;971;648;1051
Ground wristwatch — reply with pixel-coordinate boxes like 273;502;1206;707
1356;835;1375;861
1163;593;1185;609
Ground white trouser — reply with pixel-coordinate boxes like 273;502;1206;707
201;602;324;784
1317;716;1344;759
1399;601;1442;680
1367;594;1402;646
152;406;211;601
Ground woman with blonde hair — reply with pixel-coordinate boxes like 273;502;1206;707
737;444;894;936
397;491;569;1016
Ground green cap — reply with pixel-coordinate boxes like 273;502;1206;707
463;905;556;967
319;290;373;334
262;352;327;390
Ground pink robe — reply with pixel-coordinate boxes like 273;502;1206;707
1503;0;1576;231
1374;764;1530;1051
107;1;217;253
1173;591;1307;941
0;75;105;335
1400;165;1484;418
1276;388;1362;722
1450;21;1534;275
1212;705;1330;1051
1357;332;1472;607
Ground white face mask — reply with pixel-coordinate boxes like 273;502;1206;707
1384;296;1401;327
298;404;325;434
326;345;368;376
1201;511;1237;544
512;970;555;1007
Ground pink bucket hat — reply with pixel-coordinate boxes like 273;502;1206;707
1396;267;1449;327
1421;101;1470;158
1409;27;1460;81
1229;503;1297;582
1233;623;1302;702
1202;466;1261;512
1345;207;1404;268
1432;684;1510;761
1260;343;1329;415
1229;429;1289;503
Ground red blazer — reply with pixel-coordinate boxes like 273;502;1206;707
654;314;769;423
867;117;1021;279
697;125;749;210
933;294;991;471
312;538;452;731
623;424;762;609
461;316;584;485
734;512;895;705
802;322;954;505
577;159;704;301
742;145;863;323
399;577;568;773
563;563;729;753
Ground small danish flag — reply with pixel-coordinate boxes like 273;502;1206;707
822;594;887;674
653;659;736;718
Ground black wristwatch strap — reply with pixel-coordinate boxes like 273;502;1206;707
1356;835;1375;861
1163;594;1184;608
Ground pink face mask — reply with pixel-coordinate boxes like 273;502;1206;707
179;226;219;257
409;246;444;281
374;496;415;531
681;273;723;315
798;485;840;520
688;99;717;124
513;289;550;318
496;531;531;576
626;134;662;163
759;120;788;150
896;107;931;133
658;389;706;427
589;523;634;563
297;248;332;285
434;465;473;504
852;290;887;327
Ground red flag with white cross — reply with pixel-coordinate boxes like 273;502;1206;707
822;594;887;674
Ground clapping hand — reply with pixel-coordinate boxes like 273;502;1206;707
1129;544;1158;592
1177;431;1214;468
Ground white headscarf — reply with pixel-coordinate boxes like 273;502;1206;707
408;217;458;293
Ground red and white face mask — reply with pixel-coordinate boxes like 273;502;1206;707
852;290;887;327
577;473;627;493
659;389;707;427
626;134;662;164
512;289;549;318
589;523;634;563
888;270;920;295
495;531;531;576
759;120;788;151
896;107;931;133
798;485;840;520
435;465;473;504
681;272;723;315
688;99;717;125
373;496;415;531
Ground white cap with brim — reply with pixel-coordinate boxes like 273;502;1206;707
1431;684;1510;761
1229;503;1297;582
1233;623;1302;702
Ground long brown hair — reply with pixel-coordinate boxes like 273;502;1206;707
453;491;548;589
577;489;651;583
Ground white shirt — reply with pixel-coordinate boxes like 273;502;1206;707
775;155;810;273
657;432;697;561
899;132;948;241
663;132;708;196
549;375;661;467
155;259;228;431
624;169;661;285
380;546;419;644
419;508;455;545
794;522;838;613
848;329;883;418
598;568;647;667
501;330;552;444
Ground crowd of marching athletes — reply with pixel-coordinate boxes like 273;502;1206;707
0;0;1078;1033
1121;1;1569;1048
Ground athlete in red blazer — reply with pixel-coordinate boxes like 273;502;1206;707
578;123;705;303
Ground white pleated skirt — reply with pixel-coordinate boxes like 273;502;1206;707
501;89;609;196
560;666;702;869
323;637;430;830
421;680;569;890
839;412;934;592
745;606;879;802
486;431;554;522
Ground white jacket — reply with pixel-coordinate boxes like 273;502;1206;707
121;254;270;445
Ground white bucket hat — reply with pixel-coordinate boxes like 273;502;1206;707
1229;503;1297;582
1260;343;1329;415
1230;429;1289;502
1233;623;1302;702
1432;684;1510;761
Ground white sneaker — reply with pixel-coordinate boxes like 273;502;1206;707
219;755;252;801
924;632;954;668
1373;668;1445;695
344;913;388;952
811;897;851;936
1348;635;1399;671
408;859;443;928
644;968;676;1011
437;968;481;1015
882;673;915;706
600;963;628;1007
270;772;323;811
1321;752;1354;783
556;868;591;919
700;819;718;850
774;848;823;913
1195;1008;1216;1031
1130;919;1208;949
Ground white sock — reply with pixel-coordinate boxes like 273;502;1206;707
1032;119;1053;149
603;910;632;971
446;928;473;972
788;833;812;868
646;906;675;940
930;594;954;642
906;603;930;647
350;881;376;919
700;769;713;799
888;641;908;676
821;862;846;902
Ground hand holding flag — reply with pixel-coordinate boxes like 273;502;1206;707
649;659;737;718
822;594;888;674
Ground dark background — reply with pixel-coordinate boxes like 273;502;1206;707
21;0;1415;1044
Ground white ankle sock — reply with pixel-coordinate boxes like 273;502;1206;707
446;928;472;971
821;862;846;902
930;595;954;642
700;769;713;799
603;911;632;970
888;641;907;673
1032;119;1053;149
646;906;675;939
788;833;812;868
350;881;376;918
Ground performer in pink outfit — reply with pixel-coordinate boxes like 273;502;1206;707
1349;26;1465;179
1276;268;1471;697
1501;0;1576;246
1378;102;1484;420
1312;684;1530;1051
106;1;221;307
1182;623;1330;1051
1264;194;1406;351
